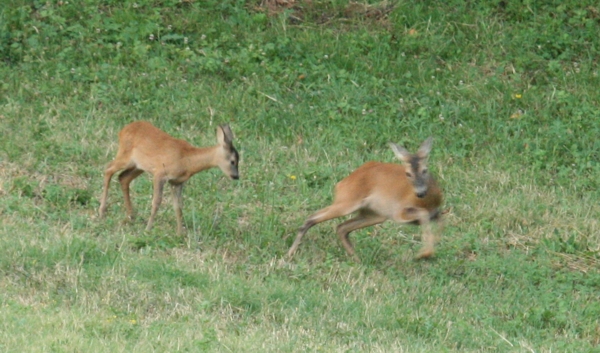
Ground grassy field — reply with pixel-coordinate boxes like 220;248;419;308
1;0;600;351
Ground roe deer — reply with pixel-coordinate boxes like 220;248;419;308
98;121;239;234
287;137;442;261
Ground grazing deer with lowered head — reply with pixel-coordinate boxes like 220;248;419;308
287;137;442;261
98;121;239;234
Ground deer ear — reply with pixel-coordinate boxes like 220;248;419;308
389;142;411;163
217;125;234;146
418;137;433;158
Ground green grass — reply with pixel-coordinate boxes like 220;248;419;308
1;0;600;351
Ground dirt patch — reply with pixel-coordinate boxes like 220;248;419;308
253;0;394;25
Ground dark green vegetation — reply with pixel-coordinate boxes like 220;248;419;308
1;0;599;351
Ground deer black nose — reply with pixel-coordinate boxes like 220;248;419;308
416;191;426;198
231;175;239;180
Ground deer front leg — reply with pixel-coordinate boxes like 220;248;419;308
415;209;435;259
394;207;436;259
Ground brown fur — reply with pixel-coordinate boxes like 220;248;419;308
98;121;239;234
287;138;442;261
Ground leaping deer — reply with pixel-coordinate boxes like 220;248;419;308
287;137;442;261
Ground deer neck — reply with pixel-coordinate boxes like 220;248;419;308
184;145;219;175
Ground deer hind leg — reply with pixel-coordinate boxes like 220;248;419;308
146;177;166;232
99;162;117;218
171;183;184;235
287;201;361;258
118;168;144;221
336;210;386;261
99;158;133;218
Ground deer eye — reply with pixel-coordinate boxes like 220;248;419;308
422;169;428;175
406;172;413;178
